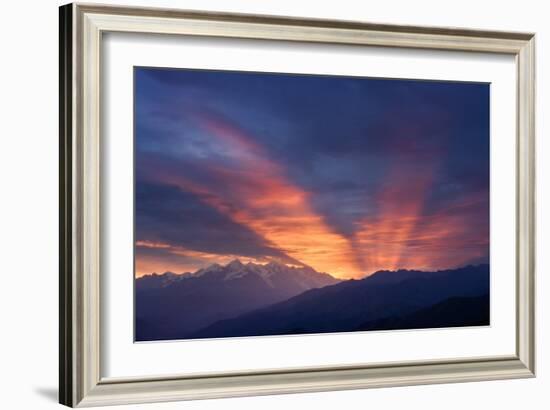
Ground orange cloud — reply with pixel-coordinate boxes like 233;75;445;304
353;164;435;273
135;240;172;249
399;192;489;269
138;112;488;279
354;160;488;275
146;112;363;278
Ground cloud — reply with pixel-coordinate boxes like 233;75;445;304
135;67;490;278
135;240;280;277
136;181;293;261
137;111;363;278
353;163;489;274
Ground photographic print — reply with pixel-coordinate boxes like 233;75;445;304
134;67;490;342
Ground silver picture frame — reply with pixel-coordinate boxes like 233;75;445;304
59;3;536;407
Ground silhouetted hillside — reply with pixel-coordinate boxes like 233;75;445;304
355;294;489;331
192;265;489;339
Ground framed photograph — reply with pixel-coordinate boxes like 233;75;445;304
59;3;535;407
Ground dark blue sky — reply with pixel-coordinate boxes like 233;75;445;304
134;67;489;278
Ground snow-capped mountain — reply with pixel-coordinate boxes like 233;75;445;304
135;271;192;290
193;259;338;289
135;260;339;341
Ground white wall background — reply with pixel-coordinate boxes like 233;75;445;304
0;0;546;409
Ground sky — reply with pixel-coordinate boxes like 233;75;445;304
134;67;490;279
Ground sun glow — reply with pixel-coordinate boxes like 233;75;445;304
137;112;487;279
143;112;364;278
135;70;489;283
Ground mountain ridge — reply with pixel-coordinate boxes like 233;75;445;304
136;261;490;341
191;264;489;339
135;259;340;341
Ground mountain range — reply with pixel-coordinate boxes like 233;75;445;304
136;261;489;341
135;259;339;341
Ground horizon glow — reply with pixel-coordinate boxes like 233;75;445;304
135;68;489;279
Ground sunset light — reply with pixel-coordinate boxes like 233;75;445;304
134;68;489;279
